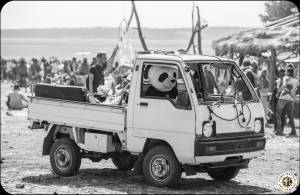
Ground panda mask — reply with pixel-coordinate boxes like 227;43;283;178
148;65;178;92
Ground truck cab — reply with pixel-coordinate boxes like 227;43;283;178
28;53;266;188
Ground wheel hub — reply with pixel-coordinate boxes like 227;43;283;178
55;146;71;169
151;157;170;180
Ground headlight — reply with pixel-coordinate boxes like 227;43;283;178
254;119;262;133
203;122;213;137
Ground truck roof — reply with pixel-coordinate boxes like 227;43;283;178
136;53;234;62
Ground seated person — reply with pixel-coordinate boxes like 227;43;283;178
6;84;28;111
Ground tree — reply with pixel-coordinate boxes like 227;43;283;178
259;1;298;23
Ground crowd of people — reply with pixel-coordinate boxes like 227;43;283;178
240;58;299;137
1;55;95;92
1;52;134;112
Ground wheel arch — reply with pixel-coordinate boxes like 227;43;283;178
42;124;74;155
142;138;178;160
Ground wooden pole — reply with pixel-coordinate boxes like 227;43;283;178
270;49;276;91
132;0;148;51
196;6;202;54
125;8;134;32
185;24;199;52
191;2;196;54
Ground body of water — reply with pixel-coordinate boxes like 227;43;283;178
1;37;214;61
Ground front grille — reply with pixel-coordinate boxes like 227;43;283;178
195;137;266;156
216;140;257;151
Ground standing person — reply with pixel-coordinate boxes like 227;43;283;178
1;57;7;82
258;69;270;122
16;58;28;92
7;60;15;81
203;65;219;94
42;58;52;80
63;60;71;75
78;58;89;75
244;60;259;88
70;57;78;73
270;68;285;130
275;64;299;137
50;59;58;76
29;58;42;93
86;52;107;94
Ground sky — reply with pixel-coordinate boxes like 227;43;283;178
1;1;267;29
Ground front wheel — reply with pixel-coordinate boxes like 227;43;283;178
50;138;81;177
143;146;182;187
207;167;240;181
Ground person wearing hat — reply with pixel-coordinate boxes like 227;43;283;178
86;52;108;94
275;64;299;137
6;84;28;113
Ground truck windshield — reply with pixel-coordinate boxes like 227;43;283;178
185;62;258;103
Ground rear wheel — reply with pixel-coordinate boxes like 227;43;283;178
207;167;240;181
112;151;135;171
50;138;81;177
143;146;182;187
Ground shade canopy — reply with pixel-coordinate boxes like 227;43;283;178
212;26;299;56
284;56;300;63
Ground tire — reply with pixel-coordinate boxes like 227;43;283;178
50;138;81;177
112;151;135;171
207;167;240;181
143;145;182;187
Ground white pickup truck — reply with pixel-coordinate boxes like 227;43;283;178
28;53;266;187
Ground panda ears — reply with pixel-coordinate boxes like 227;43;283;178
143;65;152;79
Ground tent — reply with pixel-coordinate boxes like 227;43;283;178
212;13;299;90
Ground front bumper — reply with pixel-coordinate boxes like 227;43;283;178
195;136;266;156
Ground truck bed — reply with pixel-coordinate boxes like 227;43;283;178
28;96;126;133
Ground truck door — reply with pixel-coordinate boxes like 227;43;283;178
132;61;196;163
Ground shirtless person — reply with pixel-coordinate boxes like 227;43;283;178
86;52;107;94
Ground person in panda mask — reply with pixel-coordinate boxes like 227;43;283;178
145;65;178;99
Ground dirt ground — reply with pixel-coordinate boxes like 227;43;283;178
1;81;299;194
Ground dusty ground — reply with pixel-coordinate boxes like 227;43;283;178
1;81;299;194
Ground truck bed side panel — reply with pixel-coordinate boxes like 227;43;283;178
28;97;125;132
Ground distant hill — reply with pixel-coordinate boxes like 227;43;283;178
1;26;252;59
1;26;251;41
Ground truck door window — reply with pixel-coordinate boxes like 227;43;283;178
141;63;191;110
185;62;257;103
201;63;254;101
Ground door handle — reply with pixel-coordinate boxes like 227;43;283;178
139;102;148;106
